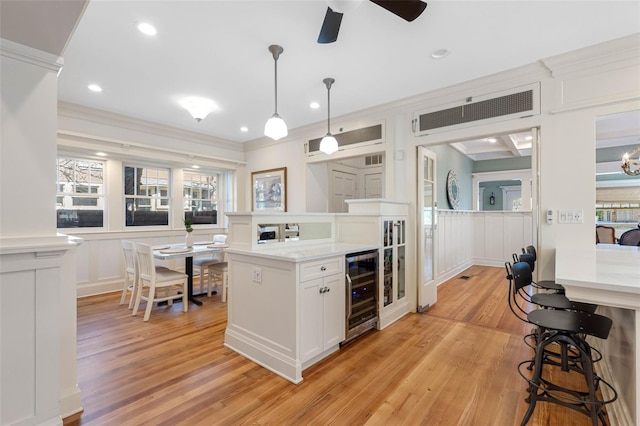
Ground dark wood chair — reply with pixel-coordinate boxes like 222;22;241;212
619;228;640;246
595;225;616;244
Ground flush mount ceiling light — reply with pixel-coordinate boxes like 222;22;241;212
431;49;450;59
264;44;288;140
319;77;338;155
180;97;216;122
621;144;640;176
137;22;157;36
88;84;102;92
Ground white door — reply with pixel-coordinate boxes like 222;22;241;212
364;172;382;198
330;169;356;213
417;146;437;311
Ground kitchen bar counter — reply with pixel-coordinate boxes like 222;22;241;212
226;242;378;262
556;245;640;425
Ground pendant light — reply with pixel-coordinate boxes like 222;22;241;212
320;77;338;155
264;45;288;140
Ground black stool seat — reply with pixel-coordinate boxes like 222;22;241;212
527;309;611;339
531;294;598;313
536;279;565;292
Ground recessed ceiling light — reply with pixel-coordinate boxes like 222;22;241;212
486;137;497;143
240;126;248;132
310;102;320;109
137;22;157;36
525;135;533;141
430;49;450;59
88;84;102;92
95;152;107;157
192;165;200;169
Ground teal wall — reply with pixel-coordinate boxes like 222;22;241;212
430;145;474;210
479;180;521;211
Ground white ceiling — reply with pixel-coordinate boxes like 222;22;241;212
3;1;640;159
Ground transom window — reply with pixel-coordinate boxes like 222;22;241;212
56;157;104;228
124;165;170;227
184;171;218;225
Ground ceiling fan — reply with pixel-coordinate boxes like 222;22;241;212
318;0;428;44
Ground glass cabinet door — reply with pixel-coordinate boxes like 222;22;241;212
381;219;406;307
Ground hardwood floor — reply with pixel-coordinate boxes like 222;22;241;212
65;265;606;425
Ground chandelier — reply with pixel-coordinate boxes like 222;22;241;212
621;145;640;176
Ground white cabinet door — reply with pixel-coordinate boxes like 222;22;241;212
300;277;323;362
300;272;345;363
322;273;345;349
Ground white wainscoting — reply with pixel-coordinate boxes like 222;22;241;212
436;210;533;285
72;230;227;297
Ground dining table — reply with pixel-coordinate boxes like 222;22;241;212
153;242;227;306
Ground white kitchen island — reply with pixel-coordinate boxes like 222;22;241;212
224;241;377;384
555;245;640;426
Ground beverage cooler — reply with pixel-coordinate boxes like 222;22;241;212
344;249;379;345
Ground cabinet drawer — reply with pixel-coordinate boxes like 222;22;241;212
299;257;344;282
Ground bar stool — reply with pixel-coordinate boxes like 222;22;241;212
506;261;603;368
519;246;565;294
520;309;617;425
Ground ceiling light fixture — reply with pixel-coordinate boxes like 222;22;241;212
240;126;248;132
431;49;450;59
319;77;338;155
180;97;216;122
264;45;288;140
88;84;102;92
621;144;640;176
310;102;320;109
137;22;157;36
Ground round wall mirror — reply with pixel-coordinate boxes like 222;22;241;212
446;170;460;209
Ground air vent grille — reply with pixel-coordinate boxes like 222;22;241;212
365;154;383;166
419;90;533;132
308;124;382;153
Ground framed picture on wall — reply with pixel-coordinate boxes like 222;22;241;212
252;167;287;212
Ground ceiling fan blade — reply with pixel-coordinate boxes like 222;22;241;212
317;7;343;44
370;0;427;22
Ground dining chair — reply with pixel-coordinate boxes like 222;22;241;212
595;225;616;244
193;234;227;296
120;240;138;308
208;260;229;302
619;228;640;246
132;243;188;321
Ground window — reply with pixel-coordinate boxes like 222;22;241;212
184;171;218;225
56;157;104;228
124;165;170;226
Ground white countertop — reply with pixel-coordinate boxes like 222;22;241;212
226;242;379;262
555;245;640;307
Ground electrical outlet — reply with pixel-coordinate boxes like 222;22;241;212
252;267;262;283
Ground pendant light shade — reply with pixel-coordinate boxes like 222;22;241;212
320;77;338;155
264;45;288;140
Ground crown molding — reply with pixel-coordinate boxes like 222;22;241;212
0;38;63;72
541;33;640;77
58;101;243;154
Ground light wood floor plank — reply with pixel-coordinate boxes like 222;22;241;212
65;266;608;425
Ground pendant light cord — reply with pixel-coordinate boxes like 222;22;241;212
323;78;335;134
326;83;331;133
274;56;278;114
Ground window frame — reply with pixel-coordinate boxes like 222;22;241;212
56;156;105;229
123;163;172;228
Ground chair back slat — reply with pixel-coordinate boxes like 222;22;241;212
122;240;137;276
135;243;155;283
